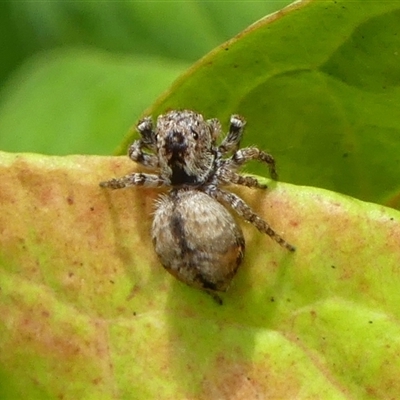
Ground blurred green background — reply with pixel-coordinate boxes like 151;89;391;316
2;1;400;208
0;1;292;155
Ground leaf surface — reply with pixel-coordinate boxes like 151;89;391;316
128;0;400;208
0;151;399;399
1;1;400;399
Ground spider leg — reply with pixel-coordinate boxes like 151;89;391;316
100;173;168;189
206;118;223;143
206;186;295;252
128;140;159;169
226;147;278;180
216;168;267;189
136;116;157;150
218;114;246;154
125;116;160;169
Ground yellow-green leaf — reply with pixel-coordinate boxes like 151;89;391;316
1;151;400;399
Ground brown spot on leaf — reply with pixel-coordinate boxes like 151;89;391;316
199;352;302;399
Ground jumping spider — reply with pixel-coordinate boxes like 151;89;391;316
100;109;295;303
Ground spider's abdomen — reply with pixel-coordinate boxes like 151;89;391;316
152;190;245;293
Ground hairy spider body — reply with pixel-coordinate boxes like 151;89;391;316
152;190;245;294
100;109;295;303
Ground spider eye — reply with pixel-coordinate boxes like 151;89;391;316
191;128;199;140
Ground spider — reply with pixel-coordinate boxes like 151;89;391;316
100;109;295;303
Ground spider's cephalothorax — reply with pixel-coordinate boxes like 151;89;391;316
100;110;295;304
152;109;219;186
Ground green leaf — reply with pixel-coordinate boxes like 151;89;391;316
4;0;399;208
1;151;400;399
121;0;400;208
7;1;291;62
0;48;188;155
2;1;400;398
0;1;292;157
